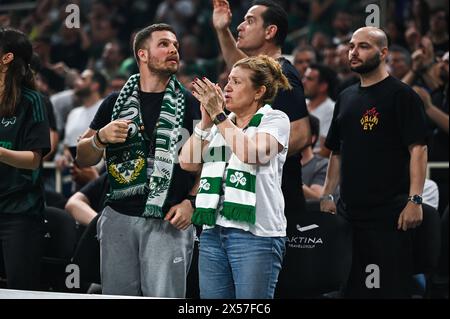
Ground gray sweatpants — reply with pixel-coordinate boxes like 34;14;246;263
97;206;194;297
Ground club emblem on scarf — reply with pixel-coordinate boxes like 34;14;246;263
229;171;247;187
122;151;131;161
147;177;170;199
360;107;380;131
199;179;211;191
109;157;145;184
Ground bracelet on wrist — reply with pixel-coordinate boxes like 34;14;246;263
91;135;106;151
320;194;334;202
186;194;196;209
194;124;210;140
96;130;108;146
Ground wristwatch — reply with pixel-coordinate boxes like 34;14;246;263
186;195;196;209
408;194;423;205
213;112;227;125
320;194;334;202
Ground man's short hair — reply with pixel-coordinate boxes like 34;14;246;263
389;44;412;66
292;45;317;60
133;23;176;63
308;63;338;100
92;71;107;95
252;0;288;47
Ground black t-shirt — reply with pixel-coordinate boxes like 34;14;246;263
90;89;200;216
337;75;360;95
275;58;309;212
79;172;109;213
274;57;309;122
326;76;428;210
0;89;51;215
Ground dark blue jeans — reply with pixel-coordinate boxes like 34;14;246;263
0;214;44;290
199;226;286;299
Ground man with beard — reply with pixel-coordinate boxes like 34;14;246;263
56;69;106;190
64;70;106;152
320;27;428;298
59;70;106;190
75;24;200;297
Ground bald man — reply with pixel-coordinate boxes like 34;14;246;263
320;27;429;298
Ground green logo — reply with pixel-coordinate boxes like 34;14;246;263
0;141;13;149
229;171;247;187
199;179;211;191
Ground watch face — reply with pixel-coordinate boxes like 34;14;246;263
214;112;227;124
413;195;423;204
410;195;423;204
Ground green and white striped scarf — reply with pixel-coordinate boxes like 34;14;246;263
107;73;186;218
192;105;271;226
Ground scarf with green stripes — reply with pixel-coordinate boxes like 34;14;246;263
107;73;186;218
192;105;271;226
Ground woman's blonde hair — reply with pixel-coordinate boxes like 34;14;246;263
233;55;291;105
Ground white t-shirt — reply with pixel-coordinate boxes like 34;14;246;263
423;179;439;210
63;99;103;147
204;109;290;237
309;97;334;152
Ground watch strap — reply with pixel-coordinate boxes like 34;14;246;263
213;112;227;125
408;194;423;205
186;194;196;209
320;194;334;202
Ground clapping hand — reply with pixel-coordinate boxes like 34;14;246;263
192;77;225;119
